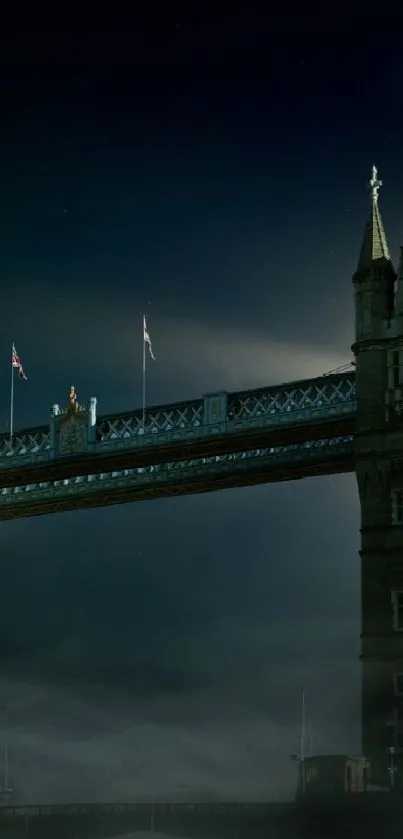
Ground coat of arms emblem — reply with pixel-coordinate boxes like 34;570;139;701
58;386;87;455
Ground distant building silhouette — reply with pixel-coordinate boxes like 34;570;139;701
0;745;13;806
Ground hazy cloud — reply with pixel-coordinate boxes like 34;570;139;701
0;470;361;803
1;285;351;430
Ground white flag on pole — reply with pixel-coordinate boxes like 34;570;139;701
143;315;156;361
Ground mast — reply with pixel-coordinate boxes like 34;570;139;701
4;744;8;791
300;688;306;794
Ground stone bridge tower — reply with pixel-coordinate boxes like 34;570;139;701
353;166;403;787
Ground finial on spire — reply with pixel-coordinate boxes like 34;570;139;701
369;164;382;202
356;165;390;270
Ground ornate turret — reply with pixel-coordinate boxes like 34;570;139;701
357;166;390;270
353;166;396;341
49;389;97;458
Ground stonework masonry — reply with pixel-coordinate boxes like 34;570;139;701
354;166;403;786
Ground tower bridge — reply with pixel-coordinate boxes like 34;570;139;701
3;165;403;821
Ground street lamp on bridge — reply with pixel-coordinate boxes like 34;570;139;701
387;746;398;791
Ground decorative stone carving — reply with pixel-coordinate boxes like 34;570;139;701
58;387;88;455
65;385;85;415
209;398;221;423
204;392;227;431
59;414;87;455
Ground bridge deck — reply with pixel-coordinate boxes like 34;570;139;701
0;372;356;519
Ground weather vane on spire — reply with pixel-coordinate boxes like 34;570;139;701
369;165;382;201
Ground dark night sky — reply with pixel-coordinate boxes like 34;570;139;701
0;19;402;803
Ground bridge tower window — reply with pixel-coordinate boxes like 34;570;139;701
388;349;402;388
393;351;400;387
393;674;403;696
392;705;403;752
394;725;403;752
391;490;403;524
392;590;403;631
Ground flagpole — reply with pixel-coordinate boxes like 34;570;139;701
300;688;306;795
10;344;14;440
4;744;8;791
142;315;146;427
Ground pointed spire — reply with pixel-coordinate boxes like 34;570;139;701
357;165;390;271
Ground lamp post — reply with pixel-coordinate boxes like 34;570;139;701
0;744;13;806
387;746;397;791
290;752;305;797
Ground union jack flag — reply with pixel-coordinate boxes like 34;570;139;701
12;343;27;380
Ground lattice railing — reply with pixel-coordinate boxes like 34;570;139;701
96;399;204;443
0;436;354;507
227;373;355;423
0;427;50;461
96;373;356;448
